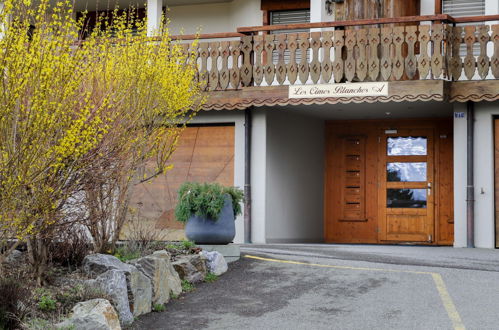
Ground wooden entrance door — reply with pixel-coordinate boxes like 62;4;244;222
378;129;434;242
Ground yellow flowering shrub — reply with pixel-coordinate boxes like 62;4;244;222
0;0;202;267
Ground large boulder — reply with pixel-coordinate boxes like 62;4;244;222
82;254;152;317
172;254;207;284
131;256;171;305
58;299;121;330
152;250;182;296
127;266;152;316
84;270;133;326
4;249;23;264
200;250;228;276
82;254;133;277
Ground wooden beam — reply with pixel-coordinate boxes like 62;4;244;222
200;80;447;110
435;0;442;15
169;32;245;41
453;15;499;24
237;14;452;33
261;0;310;11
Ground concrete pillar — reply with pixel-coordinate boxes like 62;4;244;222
310;0;333;30
147;0;162;37
453;103;468;247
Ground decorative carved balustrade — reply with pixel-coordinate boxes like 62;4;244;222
177;23;499;91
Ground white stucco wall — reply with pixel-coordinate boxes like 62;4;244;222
454;101;499;249
191;110;246;243
472;102;498;248
166;0;261;35
264;110;325;243
420;0;434;15
251;109;268;244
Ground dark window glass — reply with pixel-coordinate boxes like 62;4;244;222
387;189;427;208
387;137;427;156
387;162;427;182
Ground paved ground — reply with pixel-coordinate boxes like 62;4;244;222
135;245;499;330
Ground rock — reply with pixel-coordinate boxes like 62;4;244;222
128;267;152;316
172;254;207;284
85;270;133;326
4;249;23;264
82;254;133;278
201;250;228;276
58;299;121;330
82;254;152;317
151;250;182;296
131;255;171;306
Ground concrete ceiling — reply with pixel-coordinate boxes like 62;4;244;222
71;0;232;11
263;101;454;120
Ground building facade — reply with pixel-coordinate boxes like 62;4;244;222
82;0;499;248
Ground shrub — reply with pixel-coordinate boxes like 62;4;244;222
175;182;244;223
0;278;30;330
48;226;92;269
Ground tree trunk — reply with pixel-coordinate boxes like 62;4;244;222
27;238;49;286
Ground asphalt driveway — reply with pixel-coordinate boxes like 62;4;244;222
134;245;499;330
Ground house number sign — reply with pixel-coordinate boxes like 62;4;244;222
288;82;389;99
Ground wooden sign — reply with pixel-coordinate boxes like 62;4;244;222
289;82;389;99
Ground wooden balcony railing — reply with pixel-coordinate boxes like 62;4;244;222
173;15;499;92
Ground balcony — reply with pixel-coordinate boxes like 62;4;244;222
171;14;499;109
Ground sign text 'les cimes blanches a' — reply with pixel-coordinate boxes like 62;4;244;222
288;82;389;99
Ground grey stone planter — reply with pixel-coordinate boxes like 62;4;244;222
185;195;235;244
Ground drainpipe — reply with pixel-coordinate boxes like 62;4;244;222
466;101;475;248
244;107;252;244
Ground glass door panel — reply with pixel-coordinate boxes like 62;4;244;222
379;129;434;243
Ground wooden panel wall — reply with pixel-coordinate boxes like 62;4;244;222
335;0;420;21
121;126;235;241
261;0;310;11
436;120;454;244
325;124;378;243
325;119;453;245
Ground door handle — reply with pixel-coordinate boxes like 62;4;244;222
428;182;432;196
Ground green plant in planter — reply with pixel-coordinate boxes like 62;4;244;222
175;182;244;222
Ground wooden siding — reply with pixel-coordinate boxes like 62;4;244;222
121;126;235;241
334;0;420;22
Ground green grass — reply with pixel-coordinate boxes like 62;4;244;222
170;292;179;299
37;294;57;312
113;246;141;262
181;280;195;292
181;240;195;249
166;240;196;251
153;304;166;312
204;272;219;283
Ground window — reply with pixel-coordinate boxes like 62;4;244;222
270;9;311;34
442;0;485;18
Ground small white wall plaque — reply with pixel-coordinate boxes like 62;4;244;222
288;82;389;99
